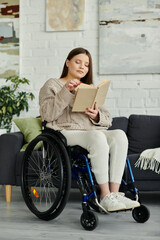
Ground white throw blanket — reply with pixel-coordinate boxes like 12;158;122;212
135;148;160;174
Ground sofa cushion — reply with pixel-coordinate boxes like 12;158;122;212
13;117;42;151
108;117;128;133
128;115;160;154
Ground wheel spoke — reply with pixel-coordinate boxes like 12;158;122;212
21;134;71;220
23;138;62;211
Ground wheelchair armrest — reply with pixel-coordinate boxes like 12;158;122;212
42;128;67;146
69;145;89;156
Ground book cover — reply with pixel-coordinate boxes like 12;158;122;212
72;79;110;112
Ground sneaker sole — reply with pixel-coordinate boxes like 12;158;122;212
125;204;140;210
107;206;127;212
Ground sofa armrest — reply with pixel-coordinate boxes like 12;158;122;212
0;132;24;185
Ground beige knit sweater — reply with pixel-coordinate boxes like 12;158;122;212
39;78;112;131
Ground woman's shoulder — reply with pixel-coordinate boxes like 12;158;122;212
40;78;61;90
45;78;66;87
39;78;56;94
40;78;65;96
44;78;58;86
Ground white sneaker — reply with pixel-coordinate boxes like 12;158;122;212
100;193;126;212
113;192;140;210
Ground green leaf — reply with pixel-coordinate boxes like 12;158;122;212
7;106;13;113
2;106;6;114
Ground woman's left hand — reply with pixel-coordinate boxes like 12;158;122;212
84;102;99;122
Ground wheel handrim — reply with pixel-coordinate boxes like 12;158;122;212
22;137;64;215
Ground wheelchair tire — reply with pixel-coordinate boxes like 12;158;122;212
132;205;150;223
21;133;71;220
80;210;98;231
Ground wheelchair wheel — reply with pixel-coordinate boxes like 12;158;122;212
80;210;98;231
132;205;150;223
21;133;71;220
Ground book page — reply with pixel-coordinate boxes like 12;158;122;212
93;80;110;108
75;83;96;90
97;79;110;88
72;88;97;112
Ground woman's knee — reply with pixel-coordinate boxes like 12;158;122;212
110;129;128;147
86;130;108;150
107;129;128;147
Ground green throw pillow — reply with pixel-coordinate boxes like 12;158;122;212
13;117;42;151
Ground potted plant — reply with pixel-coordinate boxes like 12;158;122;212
0;75;35;133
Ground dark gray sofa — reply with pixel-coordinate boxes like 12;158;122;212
109;115;160;191
0;114;160;201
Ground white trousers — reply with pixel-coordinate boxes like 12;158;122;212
61;129;128;185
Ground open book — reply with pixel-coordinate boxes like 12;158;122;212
72;79;110;112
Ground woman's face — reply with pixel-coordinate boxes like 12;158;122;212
66;53;89;80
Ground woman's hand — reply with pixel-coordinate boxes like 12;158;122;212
85;102;99;122
65;79;81;92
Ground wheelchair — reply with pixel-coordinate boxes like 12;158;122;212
21;127;150;231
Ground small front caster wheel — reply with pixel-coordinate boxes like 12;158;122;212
132;205;150;223
80;210;98;231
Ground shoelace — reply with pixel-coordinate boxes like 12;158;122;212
113;192;125;198
106;192;117;201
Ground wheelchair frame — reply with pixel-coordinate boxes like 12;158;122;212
21;128;150;230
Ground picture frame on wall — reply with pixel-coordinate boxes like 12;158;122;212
45;0;85;31
99;0;160;74
0;0;19;79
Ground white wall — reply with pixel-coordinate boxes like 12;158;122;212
19;0;160;118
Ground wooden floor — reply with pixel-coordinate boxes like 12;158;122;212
0;186;160;240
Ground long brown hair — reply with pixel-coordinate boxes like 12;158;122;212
60;47;93;84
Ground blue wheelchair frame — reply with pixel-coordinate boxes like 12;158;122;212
71;152;139;212
72;154;97;203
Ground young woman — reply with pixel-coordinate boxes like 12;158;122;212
39;47;140;212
